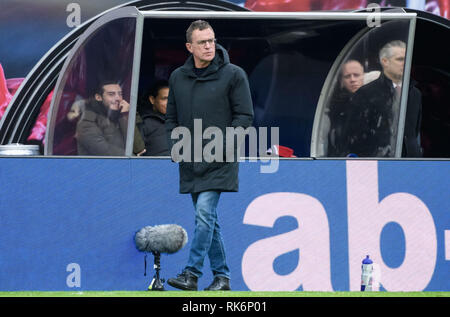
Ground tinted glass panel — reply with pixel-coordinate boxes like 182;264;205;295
49;18;136;156
315;20;414;157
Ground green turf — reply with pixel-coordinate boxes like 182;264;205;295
0;291;448;297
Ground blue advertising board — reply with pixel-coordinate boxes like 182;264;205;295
0;157;448;291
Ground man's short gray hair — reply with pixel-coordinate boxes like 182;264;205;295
186;20;213;43
379;40;406;63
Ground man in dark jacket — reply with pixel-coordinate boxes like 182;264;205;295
76;80;130;155
137;79;170;156
166;20;254;291
327;59;365;156
346;40;423;157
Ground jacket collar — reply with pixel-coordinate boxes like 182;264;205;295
180;44;229;79
379;72;416;90
141;109;165;121
379;72;395;88
86;98;107;116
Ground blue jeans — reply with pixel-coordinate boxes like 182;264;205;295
184;191;230;279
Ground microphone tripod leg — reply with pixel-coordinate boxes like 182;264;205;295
148;252;165;291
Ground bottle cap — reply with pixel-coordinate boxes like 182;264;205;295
362;255;373;264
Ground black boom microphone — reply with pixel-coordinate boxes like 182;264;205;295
135;224;188;291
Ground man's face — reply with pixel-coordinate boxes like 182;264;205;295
150;87;169;115
341;61;364;93
382;46;406;83
186;28;216;68
96;84;123;110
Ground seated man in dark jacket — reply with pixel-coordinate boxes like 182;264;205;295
137;79;170;156
76;80;129;156
327;59;365;156
346;40;423;157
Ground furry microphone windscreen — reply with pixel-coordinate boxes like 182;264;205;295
135;224;188;254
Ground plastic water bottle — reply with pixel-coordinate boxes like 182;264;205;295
361;255;373;291
371;263;381;291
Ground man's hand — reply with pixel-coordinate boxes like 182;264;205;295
119;100;130;113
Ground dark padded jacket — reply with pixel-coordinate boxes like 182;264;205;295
76;100;128;156
165;44;254;193
137;108;169;156
346;74;422;157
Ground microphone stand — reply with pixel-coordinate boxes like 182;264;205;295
148;251;165;291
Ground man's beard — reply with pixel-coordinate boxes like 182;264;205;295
107;107;121;122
